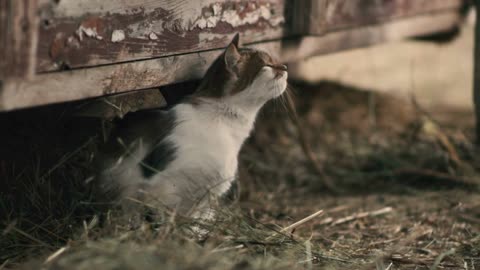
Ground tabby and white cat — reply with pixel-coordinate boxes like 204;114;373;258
98;35;288;219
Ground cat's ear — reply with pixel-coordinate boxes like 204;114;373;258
231;33;240;47
224;36;241;70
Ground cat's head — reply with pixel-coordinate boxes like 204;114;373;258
195;34;287;106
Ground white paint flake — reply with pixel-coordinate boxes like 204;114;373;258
193;3;281;30
67;36;81;48
149;32;158;40
76;25;103;41
212;3;222;16
111;30;126;42
127;20;164;40
206;16;220;28
195;18;208;29
58;0;283;35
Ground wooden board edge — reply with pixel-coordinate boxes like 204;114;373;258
0;11;462;112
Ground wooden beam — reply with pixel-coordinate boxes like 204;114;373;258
290;1;326;35
474;0;480;144
1;49;223;111
0;11;461;111
34;0;464;72
0;0;40;80
74;88;167;119
321;0;464;32
36;0;287;72
291;0;464;35
0;0;8;80
282;12;461;62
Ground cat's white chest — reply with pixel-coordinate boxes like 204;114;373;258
155;103;253;193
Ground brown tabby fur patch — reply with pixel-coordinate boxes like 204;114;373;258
193;41;286;99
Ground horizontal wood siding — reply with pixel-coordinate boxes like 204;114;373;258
293;0;465;35
324;0;464;30
0;0;467;111
1;11;462;111
36;0;287;72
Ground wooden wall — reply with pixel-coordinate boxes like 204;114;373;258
0;0;467;111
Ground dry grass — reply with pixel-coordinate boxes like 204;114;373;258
0;80;479;269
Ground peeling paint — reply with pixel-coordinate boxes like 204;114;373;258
193;3;282;30
212;3;222;16
37;0;287;72
149;32;158;40
53;0;225;30
76;17;105;41
53;0;161;17
67;36;81;49
127;20;164;39
111;30;125;42
195;17;207;29
207;16;220;28
77;25;103;40
198;32;226;47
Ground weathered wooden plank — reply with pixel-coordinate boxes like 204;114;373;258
75;81;202;119
1;49;225;111
324;0;464;31
290;1;314;35
0;0;8;80
282;12;461;61
75;88;167;119
290;1;327;35
293;0;465;35
0;0;40;80
0;11;461;111
474;0;480;144
35;0;465;73
36;0;287;72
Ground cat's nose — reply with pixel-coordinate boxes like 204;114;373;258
273;67;287;79
273;64;287;71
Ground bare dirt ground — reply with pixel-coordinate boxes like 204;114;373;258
0;27;479;270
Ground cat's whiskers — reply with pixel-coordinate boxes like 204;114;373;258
272;84;282;113
283;84;300;121
278;89;288;112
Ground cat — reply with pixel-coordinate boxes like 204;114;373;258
98;34;288;219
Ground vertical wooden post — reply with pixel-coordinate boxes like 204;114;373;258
290;0;328;35
474;1;480;144
0;0;39;81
